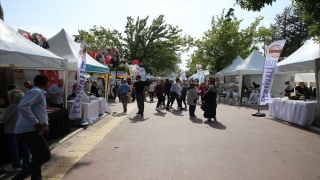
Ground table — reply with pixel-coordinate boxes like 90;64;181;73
45;109;70;141
269;98;318;126
67;98;111;124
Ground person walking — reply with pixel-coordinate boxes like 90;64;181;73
149;82;155;102
181;87;187;109
155;79;166;111
12;74;51;180
133;75;148;117
47;79;64;108
166;78;183;111
0;90;30;173
187;84;199;118
119;80;131;113
203;85;218;122
164;79;172;102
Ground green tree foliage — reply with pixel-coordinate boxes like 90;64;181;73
190;10;263;73
235;0;320;42
74;15;192;76
73;27;122;53
255;26;278;56
269;5;309;57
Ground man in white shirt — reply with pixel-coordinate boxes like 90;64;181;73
48;79;64;108
13;75;51;180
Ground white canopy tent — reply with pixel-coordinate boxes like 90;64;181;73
0;20;67;70
295;73;316;83
215;55;243;77
0;19;68;107
276;39;320;126
276;39;320;73
227;50;265;76
225;50;288;98
48;29;109;74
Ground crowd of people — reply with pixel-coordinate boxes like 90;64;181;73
116;77;219;121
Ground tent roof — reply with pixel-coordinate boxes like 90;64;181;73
48;29;109;73
295;73;315;82
215;55;243;76
0;19;66;69
276;39;320;73
226;50;265;75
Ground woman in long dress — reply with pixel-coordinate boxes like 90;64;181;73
203;85;217;121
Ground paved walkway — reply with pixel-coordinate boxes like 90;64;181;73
4;99;320;180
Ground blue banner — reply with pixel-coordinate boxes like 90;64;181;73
69;40;87;119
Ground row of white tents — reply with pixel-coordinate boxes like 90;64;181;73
213;39;320;124
0;20;109;74
0;19;109;107
214;50;289;96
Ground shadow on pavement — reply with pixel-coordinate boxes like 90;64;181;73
204;120;226;130
153;111;167;117
189;117;203;124
128;115;149;123
266;117;320;135
170;109;184;116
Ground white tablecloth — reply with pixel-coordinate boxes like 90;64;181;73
269;98;317;126
67;98;111;124
248;93;260;104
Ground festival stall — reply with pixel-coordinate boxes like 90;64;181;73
0;19;69;166
225;50;289;104
269;39;320;126
48;29;111;124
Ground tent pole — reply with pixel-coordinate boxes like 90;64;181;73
315;58;320;127
63;60;68;110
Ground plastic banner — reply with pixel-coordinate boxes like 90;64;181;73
69;40;87;119
260;39;286;105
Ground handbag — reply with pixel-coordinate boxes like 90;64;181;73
193;99;197;104
115;96;119;103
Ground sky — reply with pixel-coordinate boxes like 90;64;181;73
1;0;292;70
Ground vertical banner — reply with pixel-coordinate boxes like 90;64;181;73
67;71;77;95
260;40;286;105
196;64;204;83
69;40;87;119
139;67;146;81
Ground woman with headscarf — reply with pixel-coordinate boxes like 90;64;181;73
203;85;217;121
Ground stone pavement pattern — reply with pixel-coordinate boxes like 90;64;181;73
59;101;320;180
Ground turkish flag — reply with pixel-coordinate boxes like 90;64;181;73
39;70;59;88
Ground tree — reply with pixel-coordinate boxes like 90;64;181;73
190;9;263;73
73;26;122;53
74;15;191;76
255;26;278;56
235;0;320;42
269;5;309;57
122;15;189;75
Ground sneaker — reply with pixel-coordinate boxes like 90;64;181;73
136;112;140;114
139;113;144;117
155;108;160;111
190;115;197;118
166;108;169;111
5;166;22;173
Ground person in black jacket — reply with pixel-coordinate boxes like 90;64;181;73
164;79;172;102
90;81;100;97
203;85;217;122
